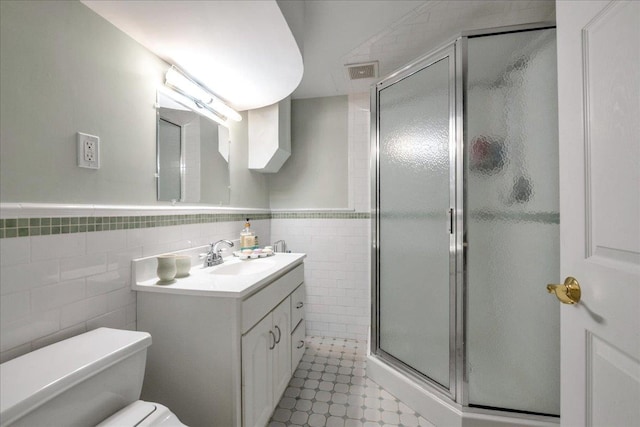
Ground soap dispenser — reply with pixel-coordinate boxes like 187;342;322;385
240;218;256;250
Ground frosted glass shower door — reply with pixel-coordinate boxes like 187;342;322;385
376;50;454;390
465;28;560;415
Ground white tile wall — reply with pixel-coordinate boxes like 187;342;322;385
271;218;371;341
269;92;373;342
0;218;270;362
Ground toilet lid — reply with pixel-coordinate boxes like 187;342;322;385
96;401;187;427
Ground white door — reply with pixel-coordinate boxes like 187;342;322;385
556;1;640;426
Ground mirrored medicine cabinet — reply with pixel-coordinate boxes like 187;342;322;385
156;91;231;205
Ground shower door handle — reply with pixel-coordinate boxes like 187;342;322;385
547;277;581;304
447;208;454;234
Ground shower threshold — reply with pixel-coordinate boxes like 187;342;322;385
367;355;560;427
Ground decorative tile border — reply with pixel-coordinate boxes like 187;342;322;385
0;213;268;239
271;212;370;220
0;211;371;239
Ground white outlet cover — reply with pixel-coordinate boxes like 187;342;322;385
77;132;100;169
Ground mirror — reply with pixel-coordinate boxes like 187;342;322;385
156;91;230;204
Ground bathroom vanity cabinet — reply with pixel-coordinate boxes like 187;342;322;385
133;253;306;427
242;272;306;427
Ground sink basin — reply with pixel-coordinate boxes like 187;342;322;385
133;252;306;297
211;260;276;276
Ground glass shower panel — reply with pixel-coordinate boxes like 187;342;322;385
378;56;451;388
465;29;560;415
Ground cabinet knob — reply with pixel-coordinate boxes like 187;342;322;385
297;340;305;349
296;302;304;309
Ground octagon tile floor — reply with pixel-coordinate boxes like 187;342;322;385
268;336;435;427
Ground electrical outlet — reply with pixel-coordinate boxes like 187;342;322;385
84;140;95;162
77;132;100;169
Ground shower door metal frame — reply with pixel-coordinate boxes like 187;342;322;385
371;22;557;416
370;42;459;401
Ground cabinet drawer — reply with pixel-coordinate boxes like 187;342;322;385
291;320;306;374
242;264;304;334
290;284;305;330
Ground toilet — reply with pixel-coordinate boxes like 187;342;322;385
0;328;186;427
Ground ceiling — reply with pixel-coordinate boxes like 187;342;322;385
82;0;555;109
81;0;303;111
285;0;555;99
277;0;427;99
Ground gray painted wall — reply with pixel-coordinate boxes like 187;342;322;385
268;96;348;209
230;111;270;208
0;1;269;209
0;0;164;205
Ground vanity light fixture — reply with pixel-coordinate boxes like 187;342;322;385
165;65;242;122
158;86;229;128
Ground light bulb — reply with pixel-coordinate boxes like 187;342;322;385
165;66;242;122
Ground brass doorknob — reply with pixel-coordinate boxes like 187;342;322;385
547;277;581;304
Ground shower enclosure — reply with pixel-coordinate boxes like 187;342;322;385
370;24;559;424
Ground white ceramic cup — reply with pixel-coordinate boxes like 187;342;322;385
156;255;177;283
174;255;191;278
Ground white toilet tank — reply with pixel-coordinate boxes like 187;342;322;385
0;328;151;427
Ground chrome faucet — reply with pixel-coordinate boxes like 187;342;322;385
273;240;287;253
204;239;234;267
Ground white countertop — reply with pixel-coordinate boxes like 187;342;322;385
132;252;306;298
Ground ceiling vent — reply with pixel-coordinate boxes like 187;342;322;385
346;61;378;80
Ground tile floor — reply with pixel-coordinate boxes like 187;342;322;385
268;336;435;427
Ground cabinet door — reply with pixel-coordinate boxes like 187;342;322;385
272;297;291;401
290;284;305;330
242;314;274;427
291;320;306;375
